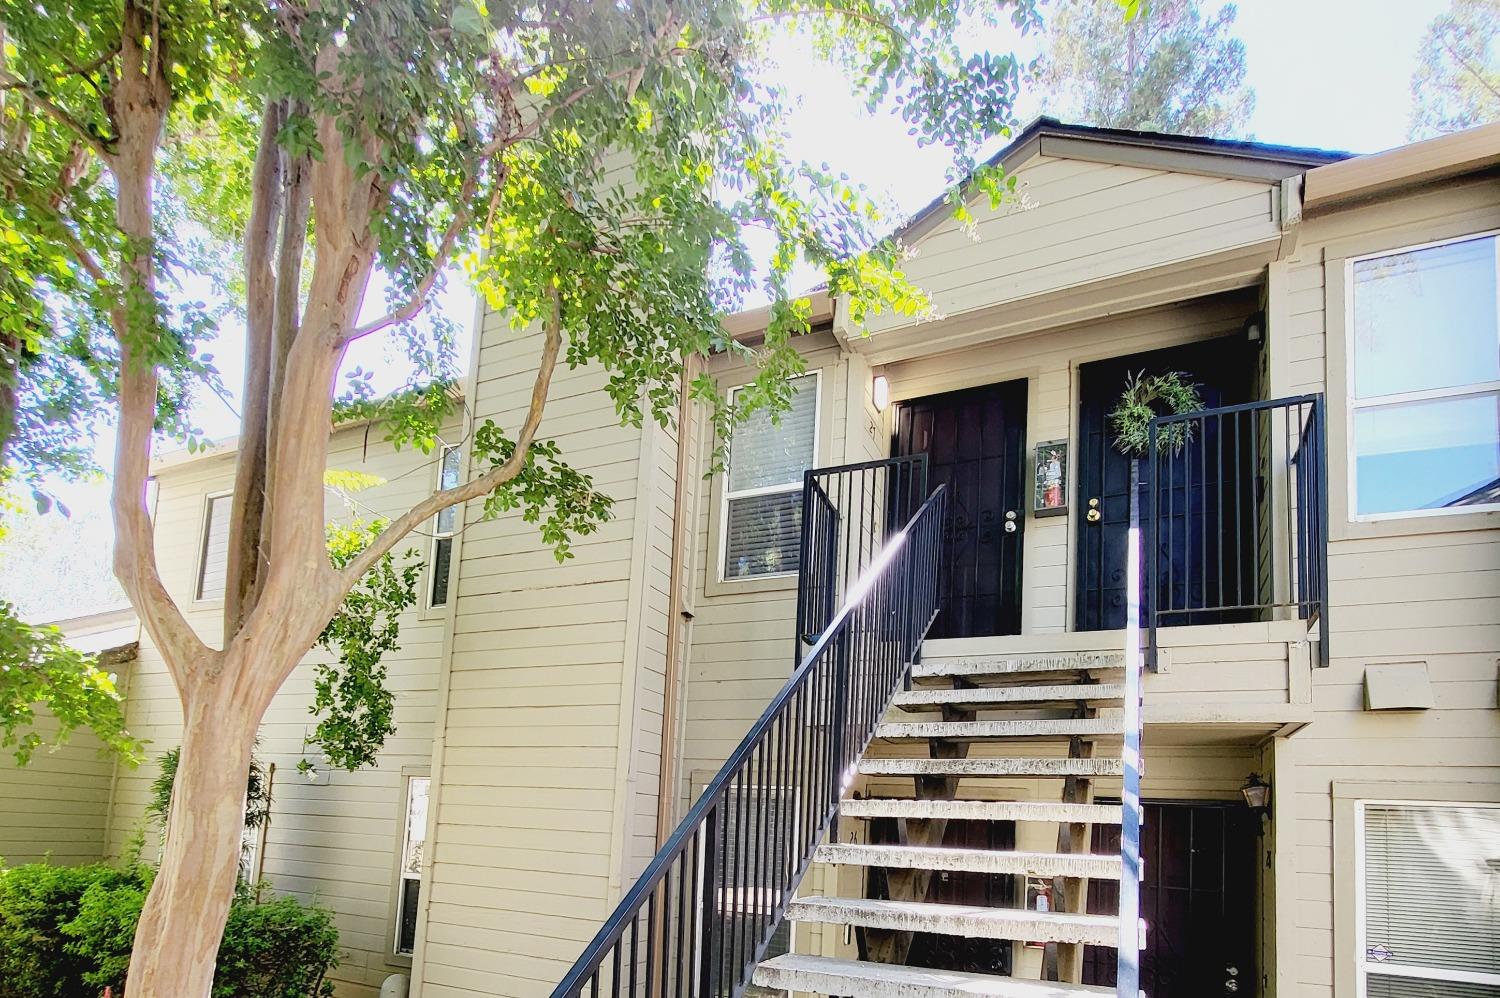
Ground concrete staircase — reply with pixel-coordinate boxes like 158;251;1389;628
752;643;1140;997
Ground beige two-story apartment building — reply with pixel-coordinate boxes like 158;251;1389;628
6;118;1498;998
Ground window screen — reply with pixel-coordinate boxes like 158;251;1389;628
196;493;233;601
395;775;430;956
721;374;818;580
1361;802;1500;994
1350;235;1500;517
429;447;462;608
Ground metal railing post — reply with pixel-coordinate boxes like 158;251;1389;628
1314;395;1331;667
1117;458;1144;998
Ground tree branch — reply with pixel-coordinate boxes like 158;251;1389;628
335;287;563;588
0;69;115;161
109;0;209;689
339;167;479;346
224;99;286;635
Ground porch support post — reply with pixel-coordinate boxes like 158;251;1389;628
1116;458;1144;998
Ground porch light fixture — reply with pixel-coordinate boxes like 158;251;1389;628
1241;773;1272;820
871;375;890;412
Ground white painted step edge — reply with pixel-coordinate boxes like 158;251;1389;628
786;896;1145;948
815;843;1122;880
752;954;1129;998
913;654;1125;679
876;718;1126;739
893;684;1125;708
858;758;1126;777
842;798;1124;824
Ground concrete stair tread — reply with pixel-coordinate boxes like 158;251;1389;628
913;654;1125;683
894;684;1124;710
752;954;1125;997
842;798;1124;824
876;718;1125;741
786;896;1131;947
816;843;1122;879
859;757;1125;778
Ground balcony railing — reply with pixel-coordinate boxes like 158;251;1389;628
550;483;948;998
795;455;929;652
1145;393;1329;667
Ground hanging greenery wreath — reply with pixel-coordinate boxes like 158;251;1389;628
1109;370;1204;456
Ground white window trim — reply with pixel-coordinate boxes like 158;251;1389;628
426;445;462;611
193;489;233;604
1344;229;1500;523
392;772;430;958
716;371;822;584
1352;798;1500;997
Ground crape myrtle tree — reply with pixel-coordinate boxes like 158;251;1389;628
0;0;1051;992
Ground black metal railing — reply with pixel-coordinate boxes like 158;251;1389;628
1145;394;1329;667
551;485;949;998
795;455;929;651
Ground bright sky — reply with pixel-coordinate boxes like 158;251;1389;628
0;0;1459;621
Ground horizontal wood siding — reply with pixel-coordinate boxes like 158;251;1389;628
1271;176;1500;996
418;312;667;998
0;612;137;867
678;337;856;810
865;155;1278;336
105;425;455;997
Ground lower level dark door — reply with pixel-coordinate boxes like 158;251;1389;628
893;380;1028;638
1075;337;1255;631
1083;801;1259;997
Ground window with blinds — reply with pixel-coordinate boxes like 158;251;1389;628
428;446;462;609
195;493;233;601
721;373;819;581
1359;801;1500;996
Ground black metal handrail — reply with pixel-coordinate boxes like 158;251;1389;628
1145;394;1329;668
795;454;929;651
551;484;949;998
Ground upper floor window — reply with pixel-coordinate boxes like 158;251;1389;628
1357;801;1500;995
195;492;233;601
428;446;462;609
720;373;819;581
1350;234;1500;518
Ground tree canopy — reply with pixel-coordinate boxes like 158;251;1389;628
1035;0;1254;137
0;1;1046;991
1410;0;1500;140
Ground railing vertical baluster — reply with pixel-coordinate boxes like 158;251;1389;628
551;481;949;998
1147;421;1159;669
1315;399;1331;666
698;808;716;998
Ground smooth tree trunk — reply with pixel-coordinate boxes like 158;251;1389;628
126;677;259;997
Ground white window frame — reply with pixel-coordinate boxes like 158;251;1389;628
1352;798;1500;996
717;371;822;584
193;490;234;604
392;773;430;958
1345;230;1500;523
426;445;462;610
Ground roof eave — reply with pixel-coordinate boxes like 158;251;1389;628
1303;121;1500;212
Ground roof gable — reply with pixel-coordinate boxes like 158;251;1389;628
898;116;1349;246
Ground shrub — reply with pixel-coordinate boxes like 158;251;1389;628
0;862;338;998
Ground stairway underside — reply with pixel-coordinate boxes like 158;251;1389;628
753;648;1140;998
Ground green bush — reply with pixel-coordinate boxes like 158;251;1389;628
0;862;338;998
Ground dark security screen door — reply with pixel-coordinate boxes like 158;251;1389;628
1075;336;1255;632
1083;802;1259;997
893;380;1027;638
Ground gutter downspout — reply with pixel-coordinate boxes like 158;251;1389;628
656;354;700;845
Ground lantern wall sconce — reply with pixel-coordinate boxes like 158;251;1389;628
871;375;890;412
1241;773;1272;823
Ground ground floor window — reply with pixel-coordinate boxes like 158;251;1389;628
1357;801;1500;995
395;775;430;956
